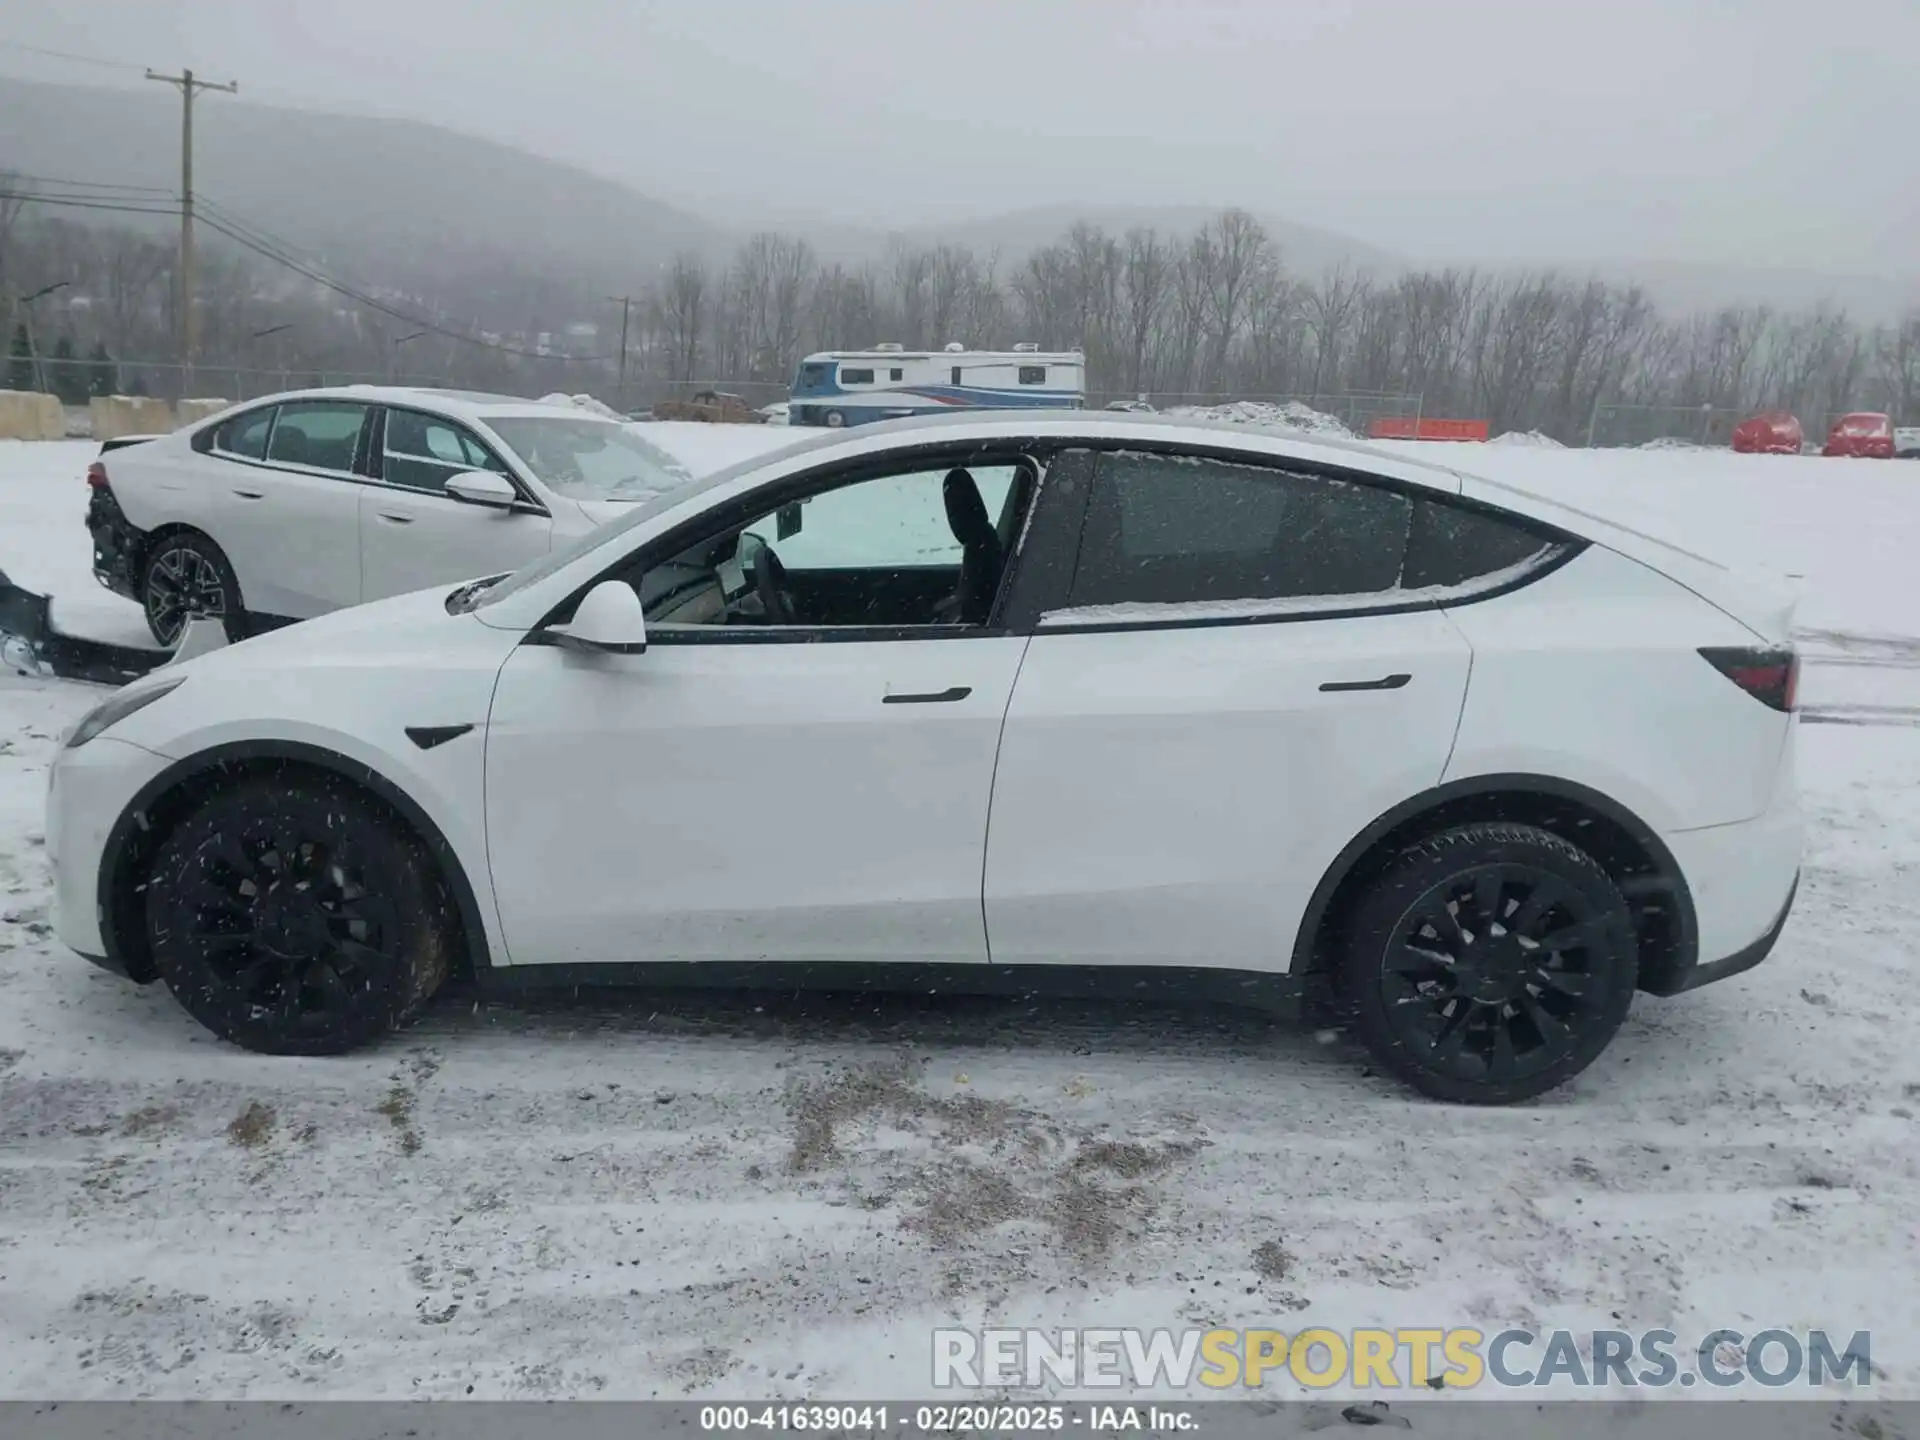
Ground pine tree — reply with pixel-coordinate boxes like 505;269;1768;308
86;339;118;398
5;323;36;391
50;334;89;406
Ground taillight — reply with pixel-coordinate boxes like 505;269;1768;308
86;460;110;492
1699;646;1798;712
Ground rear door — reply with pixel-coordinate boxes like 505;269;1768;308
983;447;1475;974
358;407;555;601
214;399;370;618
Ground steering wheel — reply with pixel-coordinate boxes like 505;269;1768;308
754;546;797;626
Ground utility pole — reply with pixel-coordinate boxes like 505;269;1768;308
609;294;634;403
146;66;238;395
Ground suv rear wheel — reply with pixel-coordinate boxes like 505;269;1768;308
1339;822;1638;1104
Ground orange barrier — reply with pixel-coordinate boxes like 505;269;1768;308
1367;417;1490;442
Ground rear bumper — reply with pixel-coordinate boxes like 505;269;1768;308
87;491;144;601
1661;873;1797;993
1646;741;1803;995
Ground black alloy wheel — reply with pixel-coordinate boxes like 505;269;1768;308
145;778;450;1054
1341;822;1638;1104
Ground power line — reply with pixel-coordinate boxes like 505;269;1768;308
0;177;612;364
0;188;180;219
0;37;146;74
194;210;610;362
1;173;176;197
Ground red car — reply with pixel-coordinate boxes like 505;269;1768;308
1730;410;1802;454
1824;412;1895;459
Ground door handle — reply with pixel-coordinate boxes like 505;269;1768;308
232;488;265;500
882;686;972;705
1319;673;1411;693
376;512;415;525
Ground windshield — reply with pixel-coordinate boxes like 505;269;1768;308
485;416;692;501
469;432;846;610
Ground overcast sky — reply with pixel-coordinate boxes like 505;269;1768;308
4;0;1917;276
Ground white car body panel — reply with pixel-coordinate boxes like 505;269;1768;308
45;735;172;958
483;634;1029;967
357;483;559;603
98;587;520;966
1440;545;1792;833
983;609;1472;970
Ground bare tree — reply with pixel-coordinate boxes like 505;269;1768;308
660;252;706;383
1301;265;1362;400
1118;228;1170;395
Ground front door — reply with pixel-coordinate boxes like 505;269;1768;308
360;407;554;601
481;453;1041;969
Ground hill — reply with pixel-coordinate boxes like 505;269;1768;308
0;76;722;303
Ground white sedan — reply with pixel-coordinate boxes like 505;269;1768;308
86;386;715;645
47;413;1804;1103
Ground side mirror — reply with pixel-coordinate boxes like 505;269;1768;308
445;471;518;509
549;580;647;655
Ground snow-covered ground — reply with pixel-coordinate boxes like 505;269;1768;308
3;436;1919;1402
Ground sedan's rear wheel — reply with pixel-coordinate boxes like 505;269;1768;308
141;533;243;647
1340;822;1637;1104
145;777;451;1055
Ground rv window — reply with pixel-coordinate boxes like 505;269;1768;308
890;368;904;381
841;367;875;385
951;367;963;385
1018;366;1047;385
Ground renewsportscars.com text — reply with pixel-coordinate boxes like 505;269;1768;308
932;1326;1874;1391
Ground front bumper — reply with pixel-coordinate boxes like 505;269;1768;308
47;734;173;976
87;490;143;601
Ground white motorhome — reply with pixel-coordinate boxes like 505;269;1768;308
788;343;1084;427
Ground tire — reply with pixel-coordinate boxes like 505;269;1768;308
1338;822;1637;1104
144;775;451;1055
140;531;244;647
824;409;846;428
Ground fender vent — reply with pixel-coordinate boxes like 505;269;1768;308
405;724;474;751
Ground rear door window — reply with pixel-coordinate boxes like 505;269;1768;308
265;401;369;475
213;407;275;461
1059;450;1413;613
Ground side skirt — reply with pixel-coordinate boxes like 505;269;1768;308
475;959;1306;1016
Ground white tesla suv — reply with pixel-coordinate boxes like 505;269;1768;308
85;387;698;645
46;413;1803;1103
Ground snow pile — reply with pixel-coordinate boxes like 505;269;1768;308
537;392;627;421
1490;429;1566;448
1163;400;1354;438
1639;437;1704;451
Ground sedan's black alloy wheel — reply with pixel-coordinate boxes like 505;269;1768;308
145;778;450;1054
141;534;240;647
1341;822;1638;1104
